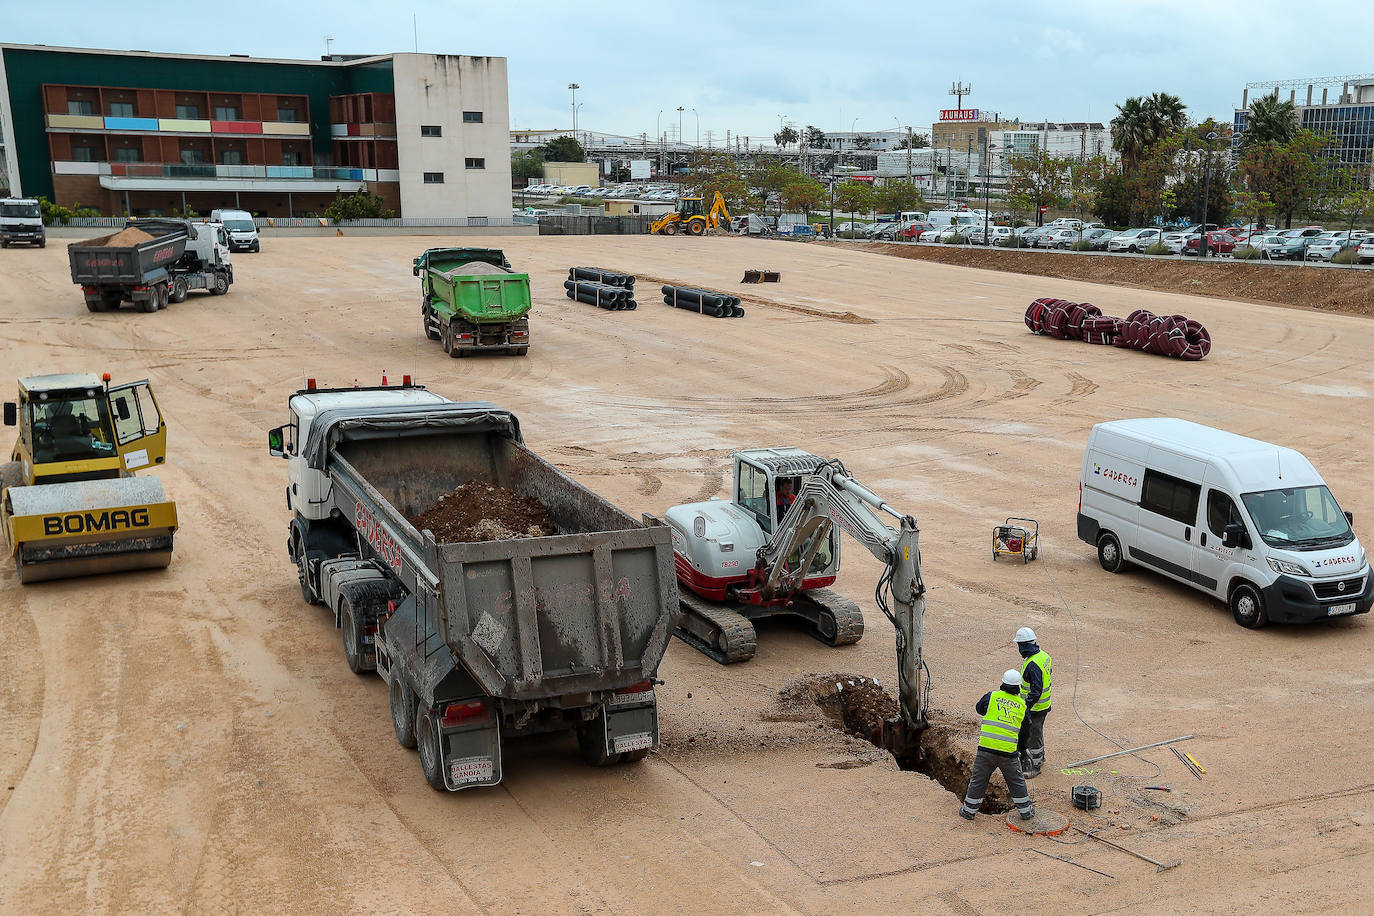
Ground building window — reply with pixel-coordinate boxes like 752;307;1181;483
181;149;206;164
277;107;300;122
462;111;483;123
108;102;135;118
423;172;445;184
70;146;96;162
420;125;442;137
176;104;201;120
113;147;142;163
214;106;240;121
282;151;303;166
465;158;485;169
67;99;95;116
220;149;244;165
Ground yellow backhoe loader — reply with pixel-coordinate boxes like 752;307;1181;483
650;191;731;236
1;373;178;583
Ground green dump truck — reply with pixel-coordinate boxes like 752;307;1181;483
413;248;532;357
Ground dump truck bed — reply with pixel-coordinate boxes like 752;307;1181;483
414;247;533;325
68;226;188;286
307;404;676;702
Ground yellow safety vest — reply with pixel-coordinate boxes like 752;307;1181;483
979;690;1026;754
1022;651;1052;712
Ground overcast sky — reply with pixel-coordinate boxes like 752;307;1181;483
9;1;1374;143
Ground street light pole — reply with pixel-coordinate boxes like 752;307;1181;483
568;83;579;135
1200;130;1218;257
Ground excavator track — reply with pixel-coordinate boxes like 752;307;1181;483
791;588;865;646
674;591;758;664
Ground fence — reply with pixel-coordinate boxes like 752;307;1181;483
537;215;652;235
54;215;538;229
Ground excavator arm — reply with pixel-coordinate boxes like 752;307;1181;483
758;462;928;728
708;191;731;230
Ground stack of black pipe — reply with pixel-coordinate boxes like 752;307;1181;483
564;279;637;310
569;266;636;289
661;285;745;318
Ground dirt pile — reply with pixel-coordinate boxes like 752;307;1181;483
97;227;155;247
847;242;1374;318
408;481;556;542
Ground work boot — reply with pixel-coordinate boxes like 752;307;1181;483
1024;763;1041;779
958;808;975;821
1020;807;1036;821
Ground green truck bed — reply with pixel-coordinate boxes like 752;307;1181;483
413;248;532;357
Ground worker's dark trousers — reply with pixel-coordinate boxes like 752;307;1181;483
961;749;1034;818
1020;709;1049;771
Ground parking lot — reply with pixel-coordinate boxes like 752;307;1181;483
2;235;1372;912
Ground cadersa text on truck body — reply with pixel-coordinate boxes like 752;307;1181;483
355;501;404;573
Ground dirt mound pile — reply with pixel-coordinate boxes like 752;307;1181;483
97;227;155;247
409;481;556;542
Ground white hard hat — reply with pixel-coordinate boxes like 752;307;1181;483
1002;669;1023;687
1014;627;1037;643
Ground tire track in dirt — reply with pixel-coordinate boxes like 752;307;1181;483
0;589;43;822
960;368;1044;412
944;578;1065;618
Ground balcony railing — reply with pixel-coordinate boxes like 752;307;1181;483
53;161;401;182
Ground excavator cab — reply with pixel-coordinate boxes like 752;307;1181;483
678;197;705;219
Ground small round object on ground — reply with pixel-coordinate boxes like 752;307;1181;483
1006;808;1070;836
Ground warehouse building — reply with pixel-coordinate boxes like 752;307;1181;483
0;44;512;219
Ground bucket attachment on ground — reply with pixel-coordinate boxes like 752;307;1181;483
741;269;781;283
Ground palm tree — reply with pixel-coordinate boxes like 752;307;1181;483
1111;97;1152;169
1241;95;1298;149
1147;92;1188;137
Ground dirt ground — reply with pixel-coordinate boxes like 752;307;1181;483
1;234;1372;913
847;241;1374;317
407;481;555;542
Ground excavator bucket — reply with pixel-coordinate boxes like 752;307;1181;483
741;270;762;283
762;270;781;283
4;476;177;583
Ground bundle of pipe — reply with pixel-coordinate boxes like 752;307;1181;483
660;285;745;318
1026;300;1210;360
570;267;635;289
564;279;638;310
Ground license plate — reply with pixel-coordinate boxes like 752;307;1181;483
449;756;494;785
612;732;653;754
1328;602;1357;616
609;689;653;708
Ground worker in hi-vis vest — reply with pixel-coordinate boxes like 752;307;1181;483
1014;627;1052;778
959;670;1036;822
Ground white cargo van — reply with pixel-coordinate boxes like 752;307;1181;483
210;208;260;253
1077;419;1369;628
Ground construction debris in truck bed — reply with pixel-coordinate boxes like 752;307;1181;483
95;227;156;247
409;480;556;542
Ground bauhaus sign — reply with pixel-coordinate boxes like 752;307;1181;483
940;109;980;122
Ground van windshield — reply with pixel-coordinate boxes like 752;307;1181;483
223;219;256;232
1;202;41;219
1240;485;1353;549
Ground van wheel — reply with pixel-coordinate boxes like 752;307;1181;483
1230;582;1269;629
390;677;418;748
1097;532;1126;573
416;707;447;791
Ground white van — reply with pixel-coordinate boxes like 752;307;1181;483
1078;419;1369;628
210;209;260;253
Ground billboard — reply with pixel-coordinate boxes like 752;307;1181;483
939;108;981;122
629;159;652;180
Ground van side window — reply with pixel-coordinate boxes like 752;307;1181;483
1141;470;1201;524
1206;489;1245;539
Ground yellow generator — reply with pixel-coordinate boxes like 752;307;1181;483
1;373;178;583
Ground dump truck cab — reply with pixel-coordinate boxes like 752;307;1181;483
2;373;177;582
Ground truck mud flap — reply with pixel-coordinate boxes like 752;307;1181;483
601;689;659;757
439;710;503;790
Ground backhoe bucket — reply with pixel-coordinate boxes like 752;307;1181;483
762;270;781;282
742;270;762;283
4;477;177;583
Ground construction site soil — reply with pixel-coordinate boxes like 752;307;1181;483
407;481;556;542
848;241;1374;317
1;235;1371;913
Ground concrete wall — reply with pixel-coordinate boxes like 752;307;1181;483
391;53;512;220
542;162;598;187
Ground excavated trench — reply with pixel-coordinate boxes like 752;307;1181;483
782;674;1013;814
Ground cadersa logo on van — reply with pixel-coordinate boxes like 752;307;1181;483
1314;556;1358;568
1093;463;1138;488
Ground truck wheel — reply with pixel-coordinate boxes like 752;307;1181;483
170;277;188;303
391;677;418;748
85;297;108;313
416;707;448;791
1097;532;1127;573
341;598;370;675
137;295;158;313
210;271;228;295
102;292;123;311
1230;582;1269;629
577;723;621;767
157;283;170;310
423;307;441;340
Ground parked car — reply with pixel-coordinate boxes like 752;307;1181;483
933;225;973;243
1019;227;1053;247
1183;231;1236;256
867;221;899;240
1108;227;1161;252
1081;228;1117;250
1267;228;1326;260
1040;228;1081;249
1358;238;1374;264
1158;231;1190;254
898;221;936;241
970;225;1015;245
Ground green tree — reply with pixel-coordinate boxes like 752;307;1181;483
1230;189;1274;230
324;188;394;222
773;125;799;155
834;182;875;229
1237;130;1337;227
1337;189;1374;236
873;179;928;215
1091;172;1135;227
895;133;930;150
511;148;545;182
1006;151;1071;221
1146;92;1188;138
781;174;826;222
804;125;827;150
684;150;759;212
542;136;585;162
1112;93;1188;170
1239;95;1298;150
